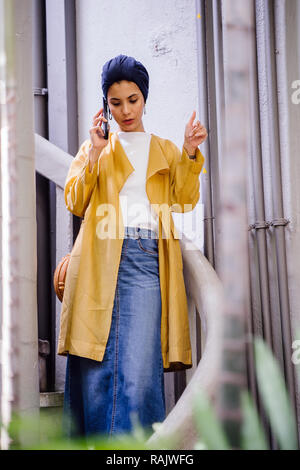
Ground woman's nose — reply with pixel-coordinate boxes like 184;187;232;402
122;103;130;115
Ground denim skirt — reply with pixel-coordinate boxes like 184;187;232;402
63;226;166;438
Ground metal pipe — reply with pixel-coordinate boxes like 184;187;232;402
209;0;225;273
195;0;215;266
273;0;300;443
196;0;226;272
45;0;79;391
248;34;273;350
33;0;54;392
244;0;277;445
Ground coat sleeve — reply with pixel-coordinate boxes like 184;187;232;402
64;139;100;218
168;141;205;213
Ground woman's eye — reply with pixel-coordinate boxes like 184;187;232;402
111;100;137;106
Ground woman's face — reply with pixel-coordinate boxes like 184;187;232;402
107;80;145;132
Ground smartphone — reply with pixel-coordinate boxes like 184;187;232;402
102;97;109;140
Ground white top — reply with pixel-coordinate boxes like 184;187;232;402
117;131;159;234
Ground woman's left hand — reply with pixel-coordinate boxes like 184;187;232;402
184;111;208;154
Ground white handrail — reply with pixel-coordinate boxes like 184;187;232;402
35;134;72;189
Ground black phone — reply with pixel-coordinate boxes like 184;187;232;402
102;97;109;140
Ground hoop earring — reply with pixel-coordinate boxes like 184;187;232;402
144;106;146;115
108;108;112;120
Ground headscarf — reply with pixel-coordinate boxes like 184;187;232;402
101;54;149;103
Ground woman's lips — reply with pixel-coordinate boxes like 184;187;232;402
123;119;134;124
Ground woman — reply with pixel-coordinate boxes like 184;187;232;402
58;54;207;439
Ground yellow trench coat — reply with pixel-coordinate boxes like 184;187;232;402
57;131;205;372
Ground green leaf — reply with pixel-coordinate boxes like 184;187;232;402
192;389;231;450
254;336;298;450
240;390;269;450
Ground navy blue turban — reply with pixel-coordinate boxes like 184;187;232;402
101;54;149;103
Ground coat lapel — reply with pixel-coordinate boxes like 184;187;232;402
145;135;173;247
110;131;170;193
110;132;135;193
146;134;170;181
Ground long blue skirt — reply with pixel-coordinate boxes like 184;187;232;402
63;226;166;439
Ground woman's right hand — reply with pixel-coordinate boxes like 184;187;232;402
88;108;110;163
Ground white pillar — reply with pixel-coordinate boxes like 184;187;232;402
0;0;39;449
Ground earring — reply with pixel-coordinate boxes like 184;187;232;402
144;106;146;115
108;108;112;120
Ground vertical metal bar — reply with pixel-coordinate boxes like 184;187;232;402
33;0;55;392
216;0;255;448
248;44;273;350
45;0;79;391
202;0;225;273
245;0;277;446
